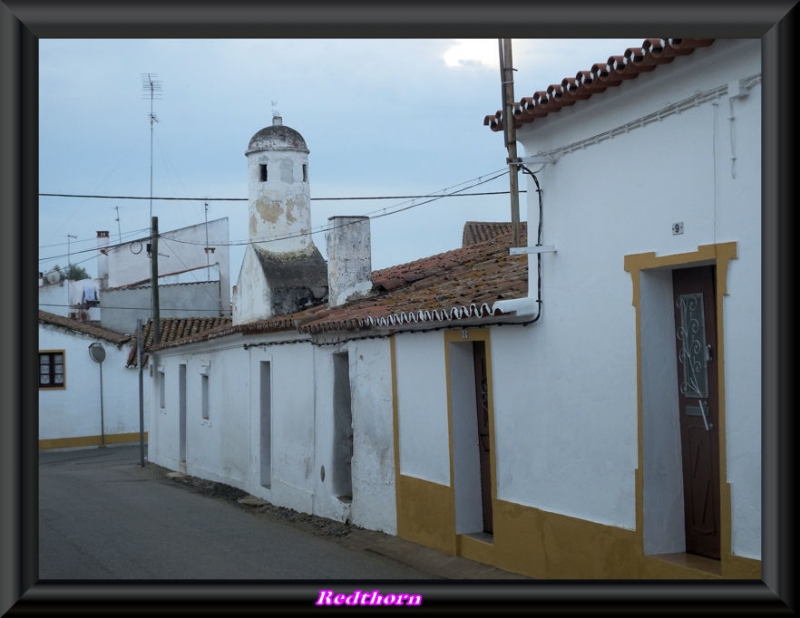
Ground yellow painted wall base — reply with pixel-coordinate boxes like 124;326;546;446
39;432;147;450
395;474;456;555
397;490;762;580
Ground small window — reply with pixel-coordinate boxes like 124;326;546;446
201;374;210;420
39;351;65;389
158;369;166;409
260;164;267;182
302;164;308;182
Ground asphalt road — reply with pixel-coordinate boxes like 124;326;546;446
38;444;433;581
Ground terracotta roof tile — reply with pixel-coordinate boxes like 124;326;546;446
38;310;132;346
462;221;528;246
127;316;233;366
485;38;715;132
148;222;530;350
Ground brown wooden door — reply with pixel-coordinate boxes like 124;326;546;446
672;266;721;559
472;341;493;533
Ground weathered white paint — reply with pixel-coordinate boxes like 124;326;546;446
148;333;399;533
246;115;313;255
503;38;761;558
231;245;272;325
327;216;372;307
38;323;147;443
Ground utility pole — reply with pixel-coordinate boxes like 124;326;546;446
115;206;122;244
499;39;521;248
150;216;160;346
137;318;145;468
66;234;77;276
204;201;210;281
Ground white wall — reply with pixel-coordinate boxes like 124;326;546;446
38;324;146;441
106;218;230;309
311;338;398;533
394;332;450;486
510;39;761;556
149;332;399;534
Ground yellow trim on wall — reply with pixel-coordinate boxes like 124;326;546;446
624;242;759;578
38;349;67;390
391;331;456;554
39;432;147;450
389;246;759;579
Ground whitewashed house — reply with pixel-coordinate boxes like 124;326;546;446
478;37;761;578
38;310;141;449
147;37;761;581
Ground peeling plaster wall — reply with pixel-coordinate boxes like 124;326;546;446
312;339;397;533
148;331;399;535
510;39;761;557
247;149;313;255
232;245;273;325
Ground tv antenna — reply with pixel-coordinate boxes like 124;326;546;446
114;205;122;244
142;73;162;222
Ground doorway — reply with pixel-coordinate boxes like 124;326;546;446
449;332;494;538
672;265;721;559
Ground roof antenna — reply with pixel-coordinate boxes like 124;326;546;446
142;73;162;223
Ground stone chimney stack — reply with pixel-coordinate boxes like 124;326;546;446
96;231;109;288
326;216;372;307
232;113;328;325
245;112;314;255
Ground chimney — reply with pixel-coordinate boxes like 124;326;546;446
96;231;109;287
326;216;372;307
38;272;44;287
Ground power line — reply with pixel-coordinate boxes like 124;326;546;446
38;190;518;202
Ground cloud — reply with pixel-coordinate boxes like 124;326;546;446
443;40;499;70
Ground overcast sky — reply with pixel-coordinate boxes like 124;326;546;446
38;38;644;291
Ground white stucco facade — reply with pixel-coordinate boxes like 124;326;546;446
145;39;761;580
105;217;230;306
147;333;398;534
505;38;761;561
38;321;148;447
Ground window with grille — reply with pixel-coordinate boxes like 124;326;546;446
39;351;65;389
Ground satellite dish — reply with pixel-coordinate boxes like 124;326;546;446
45;269;61;283
88;342;106;363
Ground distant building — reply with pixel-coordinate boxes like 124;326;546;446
38;219;231;336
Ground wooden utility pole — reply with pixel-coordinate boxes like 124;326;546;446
499;38;521;248
150;216;160;345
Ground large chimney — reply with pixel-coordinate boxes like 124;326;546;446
245;112;314;255
326;216;372;307
96;231;109;288
232;113;328;325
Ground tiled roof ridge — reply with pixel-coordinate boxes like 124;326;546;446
147;229;528;351
484;38;715;131
38;309;132;345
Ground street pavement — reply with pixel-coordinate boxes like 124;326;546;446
39;444;529;582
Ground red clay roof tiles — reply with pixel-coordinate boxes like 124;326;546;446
148;225;528;351
484;38;715;132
